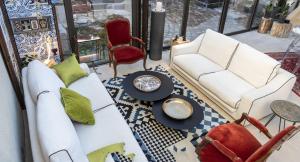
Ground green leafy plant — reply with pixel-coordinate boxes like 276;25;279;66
264;3;273;18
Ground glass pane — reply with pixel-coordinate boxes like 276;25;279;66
186;0;224;40
54;4;73;58
251;0;272;28
223;0;255;33
148;0;183;47
71;0;132;64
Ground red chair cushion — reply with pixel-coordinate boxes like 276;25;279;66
106;18;131;46
113;46;144;63
199;123;262;162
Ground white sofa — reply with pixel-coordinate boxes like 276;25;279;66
22;61;148;162
171;29;296;120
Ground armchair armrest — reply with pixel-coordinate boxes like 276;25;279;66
170;33;204;62
131;37;145;45
235;113;272;138
199;137;243;162
236;69;296;120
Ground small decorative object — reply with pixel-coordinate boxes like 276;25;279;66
162;98;193;120
155;2;164;12
133;75;161;92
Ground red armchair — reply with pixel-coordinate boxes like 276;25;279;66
105;18;147;77
196;113;300;162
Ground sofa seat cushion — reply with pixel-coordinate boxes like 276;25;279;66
199;123;261;162
199;71;254;109
198;29;239;68
173;54;223;80
74;105;148;162
228;44;280;88
68;73;114;111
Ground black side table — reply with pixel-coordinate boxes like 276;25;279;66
265;100;300;132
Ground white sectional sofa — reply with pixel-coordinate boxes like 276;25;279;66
171;29;296;120
22;61;148;162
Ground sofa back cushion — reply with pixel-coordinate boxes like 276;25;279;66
228;44;281;88
27;60;65;102
37;92;89;162
198;29;239;68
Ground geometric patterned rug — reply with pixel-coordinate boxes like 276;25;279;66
102;65;227;162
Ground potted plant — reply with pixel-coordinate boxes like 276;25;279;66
258;3;274;33
277;3;290;23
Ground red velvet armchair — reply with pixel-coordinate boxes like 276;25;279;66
105;18;147;77
196;113;300;162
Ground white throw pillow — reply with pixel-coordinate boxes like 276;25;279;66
27;60;65;102
198;29;239;68
228;44;281;88
37;92;89;162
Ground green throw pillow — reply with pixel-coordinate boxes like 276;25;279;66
53;54;87;86
60;88;95;125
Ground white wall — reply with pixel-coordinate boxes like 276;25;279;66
0;50;23;162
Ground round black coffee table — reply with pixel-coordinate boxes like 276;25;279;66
123;71;174;101
152;95;204;130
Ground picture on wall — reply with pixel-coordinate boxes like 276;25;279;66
11;16;51;34
29;0;49;4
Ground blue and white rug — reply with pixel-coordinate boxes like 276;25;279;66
103;65;227;162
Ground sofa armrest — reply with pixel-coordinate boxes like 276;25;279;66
80;63;90;74
237;69;296;119
170;34;204;62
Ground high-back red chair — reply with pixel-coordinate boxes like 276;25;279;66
105;18;147;77
196;113;300;162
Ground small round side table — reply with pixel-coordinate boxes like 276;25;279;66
265;100;300;132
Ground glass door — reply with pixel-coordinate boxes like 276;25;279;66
223;0;257;34
66;0;133;65
186;0;224;40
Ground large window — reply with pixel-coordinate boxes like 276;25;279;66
186;0;224;40
71;0;132;64
223;0;255;33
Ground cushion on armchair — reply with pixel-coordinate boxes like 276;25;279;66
228;44;281;88
199;123;261;162
198;29;239;68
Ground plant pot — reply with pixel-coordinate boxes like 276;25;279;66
258;17;273;33
270;21;292;37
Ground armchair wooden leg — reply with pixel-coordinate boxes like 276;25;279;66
113;62;117;77
143;57;147;71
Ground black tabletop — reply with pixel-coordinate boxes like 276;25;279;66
123;71;174;102
152;95;204;130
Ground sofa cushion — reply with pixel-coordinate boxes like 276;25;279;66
198;29;239;68
60;88;95;125
228;44;281;88
68;73;115;111
173;54;223;80
27;60;65;102
37;92;89;162
199;71;254;109
74;105;148;162
53;55;88;86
